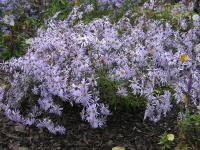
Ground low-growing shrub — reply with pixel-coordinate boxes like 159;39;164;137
0;0;199;135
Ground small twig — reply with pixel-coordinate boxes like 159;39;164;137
0;131;21;140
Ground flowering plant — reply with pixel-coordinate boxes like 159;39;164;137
0;0;199;134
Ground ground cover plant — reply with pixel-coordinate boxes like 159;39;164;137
0;0;74;60
0;0;200;149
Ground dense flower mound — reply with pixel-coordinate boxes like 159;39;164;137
0;0;50;34
0;1;199;134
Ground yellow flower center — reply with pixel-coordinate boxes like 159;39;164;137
180;53;188;63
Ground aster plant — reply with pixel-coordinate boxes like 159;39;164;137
0;0;199;134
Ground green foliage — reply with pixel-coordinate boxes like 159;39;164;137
83;9;112;24
182;113;200;129
83;0;144;24
178;111;200;146
43;0;73;20
0;28;29;60
97;70;146;112
96;69;176;112
142;2;198;31
0;0;73;61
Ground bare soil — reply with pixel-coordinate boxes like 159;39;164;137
0;105;178;150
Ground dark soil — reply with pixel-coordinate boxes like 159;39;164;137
0;105;178;150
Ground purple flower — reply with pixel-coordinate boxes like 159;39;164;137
0;87;4;101
2;1;200;134
116;87;128;97
24;118;35;126
54;125;66;135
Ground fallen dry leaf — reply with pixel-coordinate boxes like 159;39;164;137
112;146;125;150
18;147;29;150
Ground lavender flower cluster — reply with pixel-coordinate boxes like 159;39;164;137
0;0;49;34
0;1;199;134
97;0;125;8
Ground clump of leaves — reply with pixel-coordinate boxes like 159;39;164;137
178;111;200;148
97;70;146;112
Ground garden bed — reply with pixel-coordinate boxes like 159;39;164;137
0;0;200;149
0;105;178;150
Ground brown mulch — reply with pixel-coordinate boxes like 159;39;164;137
0;105;178;150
